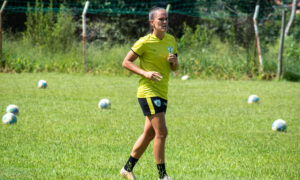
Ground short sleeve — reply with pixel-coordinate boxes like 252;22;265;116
131;38;145;56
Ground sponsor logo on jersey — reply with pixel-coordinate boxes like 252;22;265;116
168;47;173;54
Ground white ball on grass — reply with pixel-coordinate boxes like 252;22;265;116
6;104;19;115
98;99;111;109
38;80;47;89
248;95;259;104
272;119;287;132
181;75;190;80
2;113;17;125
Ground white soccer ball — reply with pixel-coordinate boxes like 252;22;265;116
272;119;287;132
98;99;111;109
6;104;19;115
2;113;17;125
248;95;259;104
38;80;47;88
181;75;190;80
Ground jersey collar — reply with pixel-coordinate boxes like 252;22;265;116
151;33;166;41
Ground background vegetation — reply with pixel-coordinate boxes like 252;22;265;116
1;0;299;80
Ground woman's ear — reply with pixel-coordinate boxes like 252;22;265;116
150;19;156;30
149;20;153;26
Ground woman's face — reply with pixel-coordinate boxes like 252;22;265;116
150;10;168;33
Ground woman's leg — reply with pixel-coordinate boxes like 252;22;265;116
149;112;168;164
121;117;155;179
122;112;170;179
149;112;170;179
131;117;155;158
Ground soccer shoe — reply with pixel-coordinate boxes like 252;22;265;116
120;167;136;180
158;175;173;180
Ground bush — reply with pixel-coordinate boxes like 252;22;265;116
178;23;213;49
283;36;300;81
2;5;298;81
177;24;257;79
23;0;75;52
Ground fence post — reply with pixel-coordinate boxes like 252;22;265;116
253;1;264;75
277;8;287;79
82;1;89;70
0;1;7;61
166;4;171;13
284;0;297;37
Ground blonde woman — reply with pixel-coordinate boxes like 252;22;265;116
120;7;178;180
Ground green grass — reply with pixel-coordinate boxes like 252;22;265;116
0;73;299;179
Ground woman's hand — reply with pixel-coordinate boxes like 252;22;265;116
143;71;162;82
168;54;179;71
167;54;177;64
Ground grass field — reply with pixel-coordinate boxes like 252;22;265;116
0;73;299;179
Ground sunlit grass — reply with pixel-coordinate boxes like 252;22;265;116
0;73;299;179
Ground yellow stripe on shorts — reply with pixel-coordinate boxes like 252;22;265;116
146;97;155;115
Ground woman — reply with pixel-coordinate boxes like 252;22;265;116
120;7;178;180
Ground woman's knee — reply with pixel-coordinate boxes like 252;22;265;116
156;127;168;139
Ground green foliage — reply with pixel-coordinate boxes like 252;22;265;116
178;24;258;79
2;5;299;81
261;36;300;81
284;37;300;67
260;19;281;47
2;29;297;81
24;0;54;47
260;10;300;47
178;23;213;49
1;38;82;73
288;13;300;41
51;5;76;52
0;36;128;74
23;0;75;52
283;36;300;81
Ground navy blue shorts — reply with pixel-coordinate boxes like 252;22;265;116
138;97;168;116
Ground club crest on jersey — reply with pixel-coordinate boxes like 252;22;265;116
153;99;161;107
168;47;173;54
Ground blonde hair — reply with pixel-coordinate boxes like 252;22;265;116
149;7;166;21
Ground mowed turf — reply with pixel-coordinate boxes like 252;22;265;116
0;73;299;179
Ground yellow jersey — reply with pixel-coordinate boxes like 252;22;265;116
131;33;177;100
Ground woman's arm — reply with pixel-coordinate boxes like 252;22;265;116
122;50;162;81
